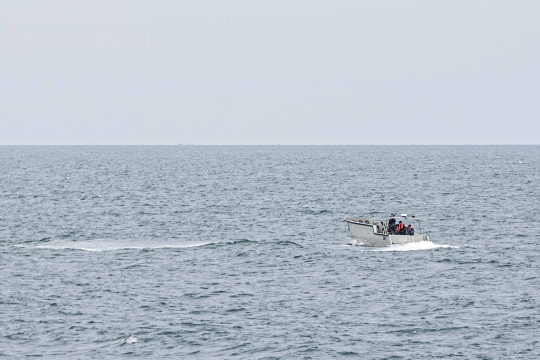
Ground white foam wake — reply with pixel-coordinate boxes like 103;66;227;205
18;239;212;252
352;241;458;252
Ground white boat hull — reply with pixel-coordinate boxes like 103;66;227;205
346;220;428;247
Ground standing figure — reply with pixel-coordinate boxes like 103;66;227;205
388;214;396;234
396;221;404;234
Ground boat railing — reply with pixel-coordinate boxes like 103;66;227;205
382;221;389;235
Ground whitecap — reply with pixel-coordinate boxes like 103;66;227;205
125;336;138;344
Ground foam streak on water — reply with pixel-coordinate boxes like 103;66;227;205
350;241;459;251
17;240;213;252
1;146;540;359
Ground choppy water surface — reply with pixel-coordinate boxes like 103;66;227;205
1;146;539;359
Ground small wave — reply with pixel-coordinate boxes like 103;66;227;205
276;240;303;247
125;336;138;344
351;241;458;252
220;239;258;246
16;239;212;252
302;209;331;215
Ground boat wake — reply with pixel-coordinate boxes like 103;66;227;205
349;240;458;252
16;239;212;252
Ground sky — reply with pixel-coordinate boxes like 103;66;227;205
1;0;539;145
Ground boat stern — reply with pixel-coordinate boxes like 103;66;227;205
346;219;391;247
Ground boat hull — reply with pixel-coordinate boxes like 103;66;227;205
347;220;428;247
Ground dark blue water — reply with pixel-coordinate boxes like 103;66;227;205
1;146;539;358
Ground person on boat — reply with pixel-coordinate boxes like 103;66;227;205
407;224;414;236
388;214;396;234
396;221;404;234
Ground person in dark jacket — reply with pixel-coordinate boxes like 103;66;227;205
388;214;396;234
407;224;414;236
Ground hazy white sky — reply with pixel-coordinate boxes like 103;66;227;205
1;1;539;144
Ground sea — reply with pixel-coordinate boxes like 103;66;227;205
1;145;539;359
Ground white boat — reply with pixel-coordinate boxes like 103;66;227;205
346;214;429;247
